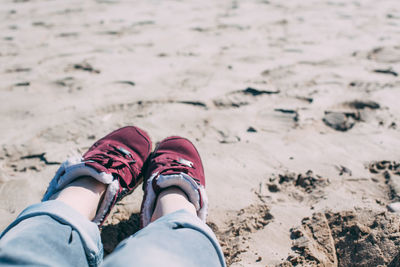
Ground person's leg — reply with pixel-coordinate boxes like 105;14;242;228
151;187;196;222
0;177;105;267
50;176;107;221
0;126;152;267
102;137;226;267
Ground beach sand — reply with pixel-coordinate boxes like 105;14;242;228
1;0;400;265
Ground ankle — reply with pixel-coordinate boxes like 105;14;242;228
150;187;196;222
51;176;107;221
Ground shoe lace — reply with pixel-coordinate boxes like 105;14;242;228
85;144;137;179
155;155;200;183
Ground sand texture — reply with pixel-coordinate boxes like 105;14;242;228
1;0;400;266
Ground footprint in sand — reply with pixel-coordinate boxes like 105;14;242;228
279;161;400;266
207;204;273;266
322;100;381;132
263;170;330;204
284;209;400;267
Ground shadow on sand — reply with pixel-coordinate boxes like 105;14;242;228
100;213;141;256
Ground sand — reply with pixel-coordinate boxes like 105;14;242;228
1;0;400;266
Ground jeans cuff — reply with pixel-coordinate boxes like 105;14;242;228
152;209;226;267
0;200;103;267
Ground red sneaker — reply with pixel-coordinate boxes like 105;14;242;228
43;126;152;226
140;136;208;227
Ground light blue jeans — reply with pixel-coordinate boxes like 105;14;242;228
0;200;226;267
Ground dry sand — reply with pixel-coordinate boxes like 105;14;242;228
1;0;400;266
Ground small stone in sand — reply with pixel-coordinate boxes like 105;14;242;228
322;112;355;131
247;126;257;132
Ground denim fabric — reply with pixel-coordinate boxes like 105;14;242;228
0;201;225;267
0;200;102;267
